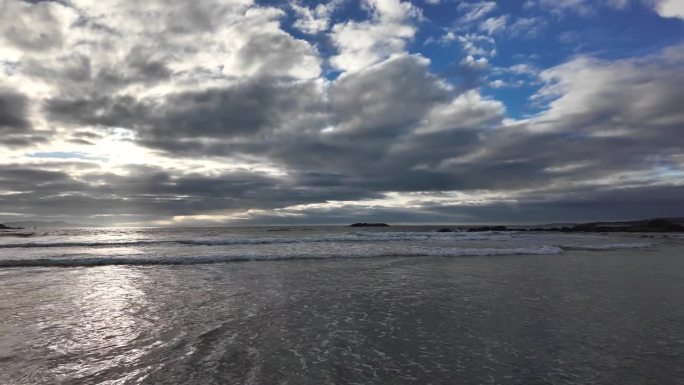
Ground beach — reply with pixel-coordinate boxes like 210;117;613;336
1;227;683;384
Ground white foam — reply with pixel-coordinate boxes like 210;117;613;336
0;232;509;249
560;243;652;251
428;245;563;257
0;246;565;268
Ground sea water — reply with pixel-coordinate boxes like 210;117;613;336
0;226;682;384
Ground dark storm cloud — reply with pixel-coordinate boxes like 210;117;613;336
329;55;449;137
0;164;383;223
45;94;149;128
145;79;323;139
0;90;50;147
0;167;88;202
46;77;325;145
0;91;30;132
255;55;497;178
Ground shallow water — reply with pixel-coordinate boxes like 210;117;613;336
0;227;683;384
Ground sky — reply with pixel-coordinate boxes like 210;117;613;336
0;0;683;226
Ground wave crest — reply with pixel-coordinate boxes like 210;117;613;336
0;232;509;249
0;245;564;268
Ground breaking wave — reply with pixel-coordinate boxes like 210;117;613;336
0;232;508;249
0;246;564;268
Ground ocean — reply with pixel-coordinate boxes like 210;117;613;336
1;226;683;384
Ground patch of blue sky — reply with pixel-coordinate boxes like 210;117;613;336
276;0;681;117
28;152;107;162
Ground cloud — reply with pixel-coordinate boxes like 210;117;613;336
0;0;322;142
0;90;30;132
0;0;78;56
240;184;684;225
329;0;421;72
457;1;497;23
6;40;684;224
532;45;684;135
526;0;684;19
524;0;601;16
291;0;343;34
652;0;684;19
0;89;50;147
455;33;497;57
329;55;450;136
0;0;682;225
480;16;508;35
507;17;545;37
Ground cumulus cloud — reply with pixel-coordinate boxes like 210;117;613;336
291;0;344;34
329;0;421;72
652;0;684;19
532;45;684;135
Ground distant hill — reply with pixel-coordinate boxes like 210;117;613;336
1;221;101;228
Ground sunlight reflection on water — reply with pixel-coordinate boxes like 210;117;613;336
40;268;151;381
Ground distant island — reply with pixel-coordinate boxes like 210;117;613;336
349;223;390;227
456;218;684;233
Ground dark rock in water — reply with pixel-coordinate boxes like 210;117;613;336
436;228;453;233
467;225;507;232
0;232;34;238
0;223;31;236
349;223;390;227
0;223;23;230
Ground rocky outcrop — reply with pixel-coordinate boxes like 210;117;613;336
467;226;507;232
